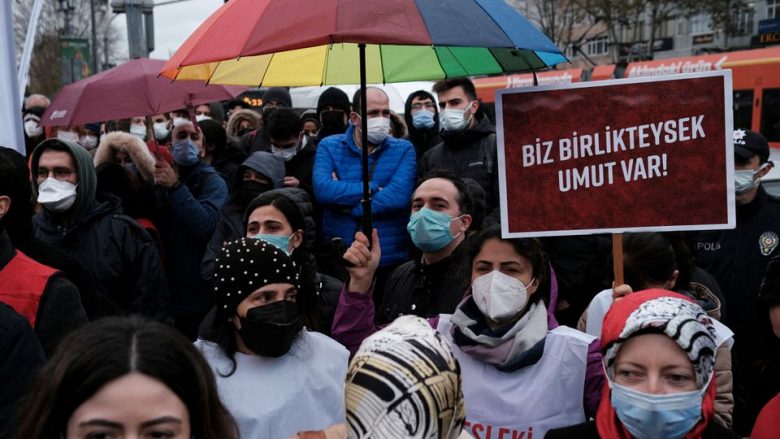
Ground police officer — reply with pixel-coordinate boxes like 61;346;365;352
694;129;780;334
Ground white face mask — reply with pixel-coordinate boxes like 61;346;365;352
364;116;390;145
57;131;79;144
195;114;211;122
24;120;43;138
79;135;98;150
129;124;147;140
440;102;474;132
172;117;188;128
471;270;533;321
153;122;170;140
37;177;78;212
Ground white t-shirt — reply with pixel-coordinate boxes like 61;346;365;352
195;330;349;439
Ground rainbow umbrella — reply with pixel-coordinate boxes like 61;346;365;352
161;0;566;237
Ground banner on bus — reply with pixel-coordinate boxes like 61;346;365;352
496;71;735;238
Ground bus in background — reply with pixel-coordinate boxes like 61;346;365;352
474;46;780;149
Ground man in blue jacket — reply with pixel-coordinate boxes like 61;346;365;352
155;121;228;339
313;87;416;269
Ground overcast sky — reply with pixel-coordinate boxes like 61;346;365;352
114;0;222;60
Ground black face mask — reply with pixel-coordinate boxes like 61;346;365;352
319;110;347;137
237;127;255;138
237;179;272;205
238;300;302;357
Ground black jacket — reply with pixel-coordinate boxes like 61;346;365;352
418;113;500;225
693;186;780;331
33;197;168;320
378;239;472;324
545;420;740;439
0;230;88;356
0;302;45;438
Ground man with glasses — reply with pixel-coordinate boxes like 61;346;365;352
29;138;168;321
154;121;228;339
403;90;441;158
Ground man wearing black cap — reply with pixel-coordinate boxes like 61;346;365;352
315;87;351;143
694;129;780;334
240;87;293;155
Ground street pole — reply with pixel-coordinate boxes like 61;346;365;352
90;0;98;73
125;0;145;58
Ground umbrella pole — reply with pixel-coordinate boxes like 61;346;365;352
358;43;372;245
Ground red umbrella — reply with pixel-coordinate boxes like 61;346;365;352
41;58;246;127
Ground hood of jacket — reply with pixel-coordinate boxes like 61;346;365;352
234;151;285;190
404;90;440;138
31;138;97;224
93;131;157;183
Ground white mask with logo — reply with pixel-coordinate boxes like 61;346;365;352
440;101;474;132
471;270;533;321
37;177;78;212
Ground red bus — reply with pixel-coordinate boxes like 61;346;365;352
474;47;780;148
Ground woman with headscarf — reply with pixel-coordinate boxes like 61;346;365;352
546;290;739;438
333;225;603;438
197;238;349;439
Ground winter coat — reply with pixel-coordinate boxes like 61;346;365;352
378;238;471;324
313;124;416;266
693;186;780;332
0;230;88;356
0;303;45;438
33;196;169;320
93;131;157;183
418;113;500;226
156;161;228;315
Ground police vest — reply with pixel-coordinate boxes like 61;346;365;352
0;250;56;327
437;315;594;439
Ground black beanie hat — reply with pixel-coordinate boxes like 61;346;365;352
213;238;300;321
262;87;292;108
317;87;351;115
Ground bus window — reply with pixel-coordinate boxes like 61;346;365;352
761;89;780;143
733;90;753;131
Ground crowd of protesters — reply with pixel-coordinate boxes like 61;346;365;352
0;79;778;439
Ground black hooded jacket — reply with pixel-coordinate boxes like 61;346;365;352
418;113;500;225
403;90;442;158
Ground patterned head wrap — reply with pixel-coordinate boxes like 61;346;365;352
601;289;717;389
213;237;300;321
345;316;465;439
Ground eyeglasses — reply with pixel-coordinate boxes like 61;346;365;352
37;167;75;180
411;102;436;111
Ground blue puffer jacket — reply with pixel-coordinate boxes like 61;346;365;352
313;124;415;266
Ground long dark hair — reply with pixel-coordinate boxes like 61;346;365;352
468;225;551;307
14;317;238;439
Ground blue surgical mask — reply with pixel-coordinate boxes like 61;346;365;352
406;207;463;253
611;381;703;439
253;233;293;255
172;138;200;166
412;110;435;130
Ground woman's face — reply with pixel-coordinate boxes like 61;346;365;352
66;372;190;439
614;333;697;394
471;238;538;295
234;283;297;323
245;205;303;252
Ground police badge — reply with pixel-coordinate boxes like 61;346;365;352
759;232;779;256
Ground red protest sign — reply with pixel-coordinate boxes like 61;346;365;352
497;71;735;238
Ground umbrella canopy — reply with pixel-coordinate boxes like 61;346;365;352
160;0;567;85
42;58;246;127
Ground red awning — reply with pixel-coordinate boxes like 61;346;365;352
591;64;616;81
